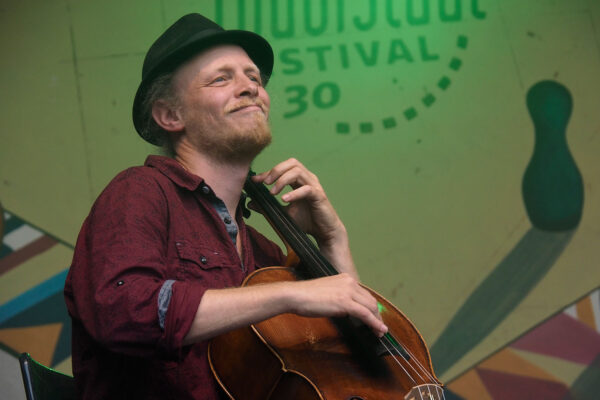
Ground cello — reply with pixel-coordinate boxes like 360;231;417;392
209;172;444;399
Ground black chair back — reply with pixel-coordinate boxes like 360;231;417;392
19;353;75;400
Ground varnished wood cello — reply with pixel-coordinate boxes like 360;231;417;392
209;173;444;399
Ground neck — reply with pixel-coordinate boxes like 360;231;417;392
174;142;250;216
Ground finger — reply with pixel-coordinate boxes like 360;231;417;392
252;158;299;185
280;185;321;203
352;289;382;320
262;159;314;188
251;171;268;182
348;302;388;337
268;167;303;195
350;290;384;327
271;168;321;197
334;275;384;325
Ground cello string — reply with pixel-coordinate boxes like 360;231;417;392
393;335;443;386
252;182;431;386
249;178;338;275
376;332;442;389
375;335;420;385
389;338;437;382
439;384;447;400
246;177;446;389
277;214;438;389
266;198;446;393
388;340;439;387
248;178;427;385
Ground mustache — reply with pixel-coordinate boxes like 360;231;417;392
226;99;267;114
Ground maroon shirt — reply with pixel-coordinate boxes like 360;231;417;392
64;156;285;399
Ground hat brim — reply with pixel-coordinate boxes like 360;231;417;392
132;29;273;145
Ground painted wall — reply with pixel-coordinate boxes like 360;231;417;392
1;1;599;398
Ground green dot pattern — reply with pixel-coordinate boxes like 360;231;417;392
450;57;462;71
422;93;436;107
404;107;418;120
336;122;350;134
383;117;397;129
438;76;451;90
336;35;468;134
360;122;374;133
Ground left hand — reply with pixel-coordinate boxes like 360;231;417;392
252;158;344;245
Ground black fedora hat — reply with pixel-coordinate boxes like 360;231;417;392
132;13;274;145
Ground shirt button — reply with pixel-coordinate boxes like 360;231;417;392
224;216;232;224
201;185;210;194
200;256;207;264
116;280;124;286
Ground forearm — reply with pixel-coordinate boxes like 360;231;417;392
182;281;292;345
317;223;360;280
183;271;388;345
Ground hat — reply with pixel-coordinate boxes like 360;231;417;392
132;13;274;145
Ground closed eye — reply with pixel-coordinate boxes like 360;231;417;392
210;76;228;85
249;75;263;86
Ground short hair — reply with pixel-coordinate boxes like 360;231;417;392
140;72;179;151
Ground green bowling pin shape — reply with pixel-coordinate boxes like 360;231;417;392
522;80;584;231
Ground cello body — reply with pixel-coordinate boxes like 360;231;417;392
209;267;442;399
209;174;443;399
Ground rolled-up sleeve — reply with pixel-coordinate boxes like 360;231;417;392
63;155;288;399
65;169;205;357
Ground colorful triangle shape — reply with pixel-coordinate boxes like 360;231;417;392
0;322;63;366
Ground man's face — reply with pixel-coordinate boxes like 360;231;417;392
173;45;272;163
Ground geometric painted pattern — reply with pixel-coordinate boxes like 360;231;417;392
431;227;575;376
0;213;478;395
1;207;599;396
0;215;473;394
1;211;58;273
0;210;73;373
447;288;600;399
0;210;471;394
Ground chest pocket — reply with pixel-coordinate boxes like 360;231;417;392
174;240;240;284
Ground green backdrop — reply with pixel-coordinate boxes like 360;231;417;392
1;1;599;394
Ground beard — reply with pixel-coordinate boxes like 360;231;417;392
184;107;272;164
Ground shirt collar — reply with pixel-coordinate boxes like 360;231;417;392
144;155;204;192
144;155;252;218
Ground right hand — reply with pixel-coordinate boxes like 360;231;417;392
286;273;388;337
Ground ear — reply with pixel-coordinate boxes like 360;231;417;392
152;100;185;132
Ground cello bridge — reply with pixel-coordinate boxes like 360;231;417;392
404;384;444;400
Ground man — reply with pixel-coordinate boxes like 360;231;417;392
64;14;387;399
